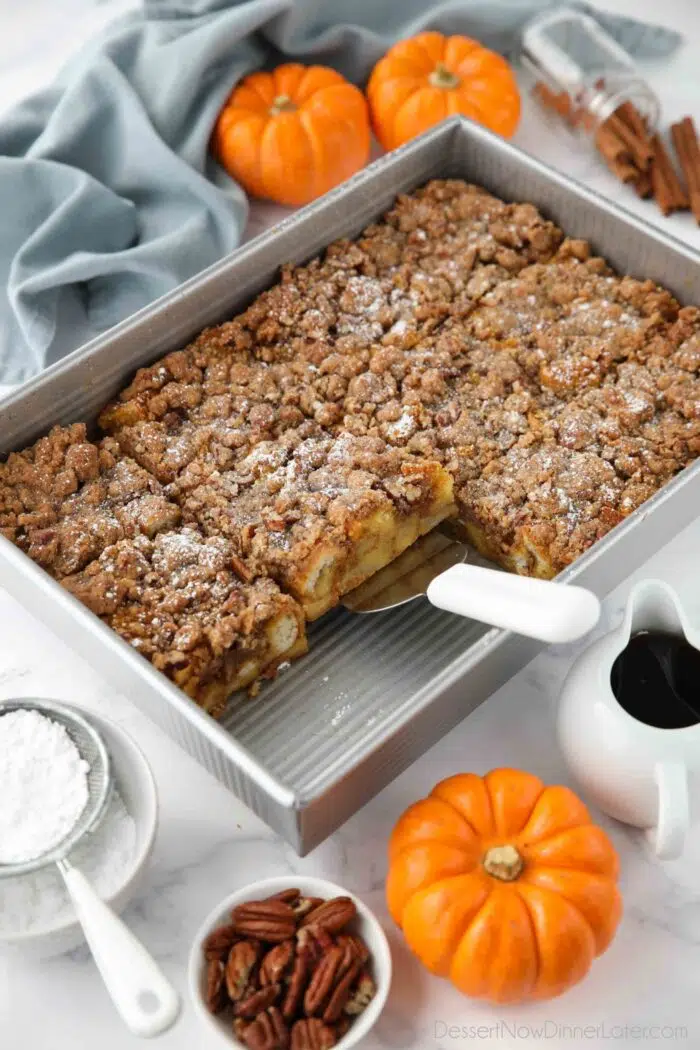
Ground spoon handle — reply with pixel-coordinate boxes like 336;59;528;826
426;563;601;644
58;859;180;1037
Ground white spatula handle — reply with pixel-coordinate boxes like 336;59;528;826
426;563;600;643
59;861;180;1037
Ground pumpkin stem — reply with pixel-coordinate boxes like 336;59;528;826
482;844;524;881
269;94;297;116
429;63;461;90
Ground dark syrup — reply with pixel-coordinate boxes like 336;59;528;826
610;632;700;729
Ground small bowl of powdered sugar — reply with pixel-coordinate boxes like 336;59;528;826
0;699;158;959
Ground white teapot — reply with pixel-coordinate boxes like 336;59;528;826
557;579;700;860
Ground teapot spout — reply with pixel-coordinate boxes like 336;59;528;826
624;579;691;641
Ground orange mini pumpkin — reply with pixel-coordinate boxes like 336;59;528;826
367;32;520;151
387;769;621;1003
212;63;371;207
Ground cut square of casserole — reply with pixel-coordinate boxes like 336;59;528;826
456;442;655;579
62;527;307;718
172;432;455;620
0;424;180;578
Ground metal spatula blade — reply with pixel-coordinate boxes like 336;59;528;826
341;530;469;613
342;526;601;644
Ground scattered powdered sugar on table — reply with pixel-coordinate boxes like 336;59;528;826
0;789;137;934
0;709;90;865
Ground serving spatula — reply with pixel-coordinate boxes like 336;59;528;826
342;527;600;644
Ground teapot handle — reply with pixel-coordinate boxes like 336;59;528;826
647;761;689;860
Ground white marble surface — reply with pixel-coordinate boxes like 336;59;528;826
2;1;700;1047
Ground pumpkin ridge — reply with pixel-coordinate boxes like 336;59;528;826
485;768;546;838
273;62;306;101
413;32;447;71
297;108;326;201
519;868;603;924
519;825;620;878
432;774;496;839
258;116;295;201
511;881;544;995
516;881;598;998
520;868;622;956
518;786;592;845
444;34;479;68
449;91;488;124
295;65;338;105
406;873;494;975
242;80;275;111
391;87;434;139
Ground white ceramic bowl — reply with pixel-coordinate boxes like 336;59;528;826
0;703;158;959
188;875;392;1050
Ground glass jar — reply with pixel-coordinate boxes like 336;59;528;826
520;7;660;138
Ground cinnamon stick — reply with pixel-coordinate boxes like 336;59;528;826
610;156;642;184
595;123;631;166
671;117;700;223
649;133;689;215
615;101;652;144
604;111;653;171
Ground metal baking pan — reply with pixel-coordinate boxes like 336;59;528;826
3;117;700;853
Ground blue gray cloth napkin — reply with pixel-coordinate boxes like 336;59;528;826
0;0;682;382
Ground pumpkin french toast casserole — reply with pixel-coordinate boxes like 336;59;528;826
3;178;700;715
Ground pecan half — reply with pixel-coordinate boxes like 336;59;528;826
235;984;281;1019
344;969;376;1016
260;940;295;986
242;1007;290;1050
233;900;298;943
298;898;356;935
303;945;344;1017
335;934;370;972
296;926;334;965
281;949;311;1022
322;960;362;1024
291;896;324;920
204;922;239;961
205;958;227;1014
290;1018;337;1050
226;939;262;1001
266;889;300;905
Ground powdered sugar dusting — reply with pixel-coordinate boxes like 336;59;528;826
0;709;89;865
